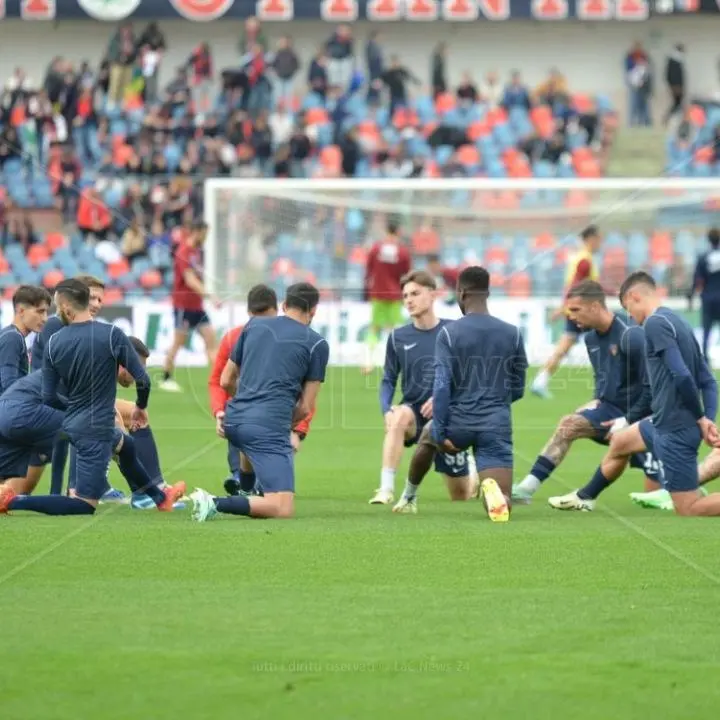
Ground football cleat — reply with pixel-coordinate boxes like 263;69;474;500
368;489;394;505
481;478;510;523
392;495;418;514
99;488;128;505
190;488;219;522
548;491;595;512
157;481;187;512
159;379;183;393
511;484;535;504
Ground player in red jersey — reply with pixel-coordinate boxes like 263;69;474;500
208;284;315;496
160;221;217;392
363;216;411;375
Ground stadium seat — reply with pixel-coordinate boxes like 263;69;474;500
45;232;67;252
107;259;130;279
507;272;532;297
43;269;65;288
27;245;50;267
139;269;163;289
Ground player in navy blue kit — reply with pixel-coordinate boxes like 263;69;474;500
515;280;658;503
550;271;720;515
0;280;186;516
0;285;51;394
405;266;527;523
688;227;720;363
366;270;474;511
0;370;64;496
189;283;329;521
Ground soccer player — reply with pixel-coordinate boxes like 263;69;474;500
549;271;720;516
160;220;217;392
531;225;603;399
189;282;329;521
362;216;411;375
0;280;186;516
0;285;51;394
208;284;314;497
368;269;474;509
513;280;659;503
33;275;125;502
688;227;720;363
398;266;527;523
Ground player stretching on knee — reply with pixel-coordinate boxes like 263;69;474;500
1;285;51;393
514;280;659;503
0;280;186;516
367;270;475;509
208;284;315;496
362;216;411;375
400;267;527;522
688;227;720;365
160;221;218;392
549;271;720;515
531;225;603;399
190;283;329;521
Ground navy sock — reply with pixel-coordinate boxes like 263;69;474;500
215;495;251;516
132;427;163;485
116;434;165;505
49;437;69;495
10;495;95;515
227;442;241;479
578;468;612;500
530;455;556;483
240;470;256;494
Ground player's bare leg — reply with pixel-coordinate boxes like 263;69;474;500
370;404;416;505
514;413;597;502
361;323;381;376
160;328;188;392
197;323;218;367
190;488;294;520
549;422;646;511
669;487;720;516
445;472;479;501
531;333;577;399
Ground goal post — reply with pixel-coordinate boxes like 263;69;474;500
203;178;720;365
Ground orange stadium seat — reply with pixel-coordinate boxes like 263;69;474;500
108;259;130;279
688;105;706;127
530;105;553;126
456;145;480;167
0;253;8;274
533;233;556;251
694;146;714;164
486;246;509;265
43;270;64;288
434;92;455;115
467;120;491;140
139;270;163;289
349;246;367;264
3;287;18;300
650;231;674;263
489;272;506;291
319;145;342;174
572;93;593;114
392;107;419;129
565;189;590;208
507;272;532;298
304;108;329;126
272;258;294;277
102;288;125;305
486;106;508;127
27;244;50;267
45;232;67;252
412;227;440;254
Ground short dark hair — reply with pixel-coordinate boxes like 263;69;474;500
13;285;51;310
55;278;90;310
457;266;490;296
192;220;208;232
247;284;278;314
128;336;150;359
619;271;656;301
285;282;320;313
581;225;599;241
709;228;720;249
74;274;105;290
566;280;606;305
386;215;401;235
401;270;437;290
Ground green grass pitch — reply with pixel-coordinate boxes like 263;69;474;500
2;367;720;719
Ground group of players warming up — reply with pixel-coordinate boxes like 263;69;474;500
3;218;720;520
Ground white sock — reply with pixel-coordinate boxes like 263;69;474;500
403;479;419;499
518;474;541;494
380;468;395;493
532;370;550;390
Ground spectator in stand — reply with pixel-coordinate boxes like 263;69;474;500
664;43;686;126
72;85;97;160
77;61;95;93
187;42;213;116
43;58;64;106
121;215;147;263
269;102;293;146
107;22;137;109
251;113;273;175
227;109;252;146
535;68;569;107
456;72;478;106
431;42;447;98
365;30;384;106
274;144;291;178
164;67;190;110
625;41;652;127
382;56;421;117
56;147;81;222
674;107;697;151
325;24;355;90
502;71;531;111
241;43;271;114
308;50;328;100
96;59;110;98
271;36;300;108
2;214;39;252
239;16;267;56
0;126;20;168
340;127;360;178
480;71;502;109
138;22;166;104
290;118;313;175
163;177;192;229
713;126;720;164
540;131;570;165
77;186;112;242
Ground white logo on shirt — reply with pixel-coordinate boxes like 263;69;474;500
404;343;417;351
589;347;599;353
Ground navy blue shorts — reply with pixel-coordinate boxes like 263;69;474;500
445;426;513;472
225;423;295;494
564;317;583;337
639;418;700;493
403;405;469;478
174;308;210;332
0;401;64;478
68;431;114;501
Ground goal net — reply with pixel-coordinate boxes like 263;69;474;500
203;178;720;365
